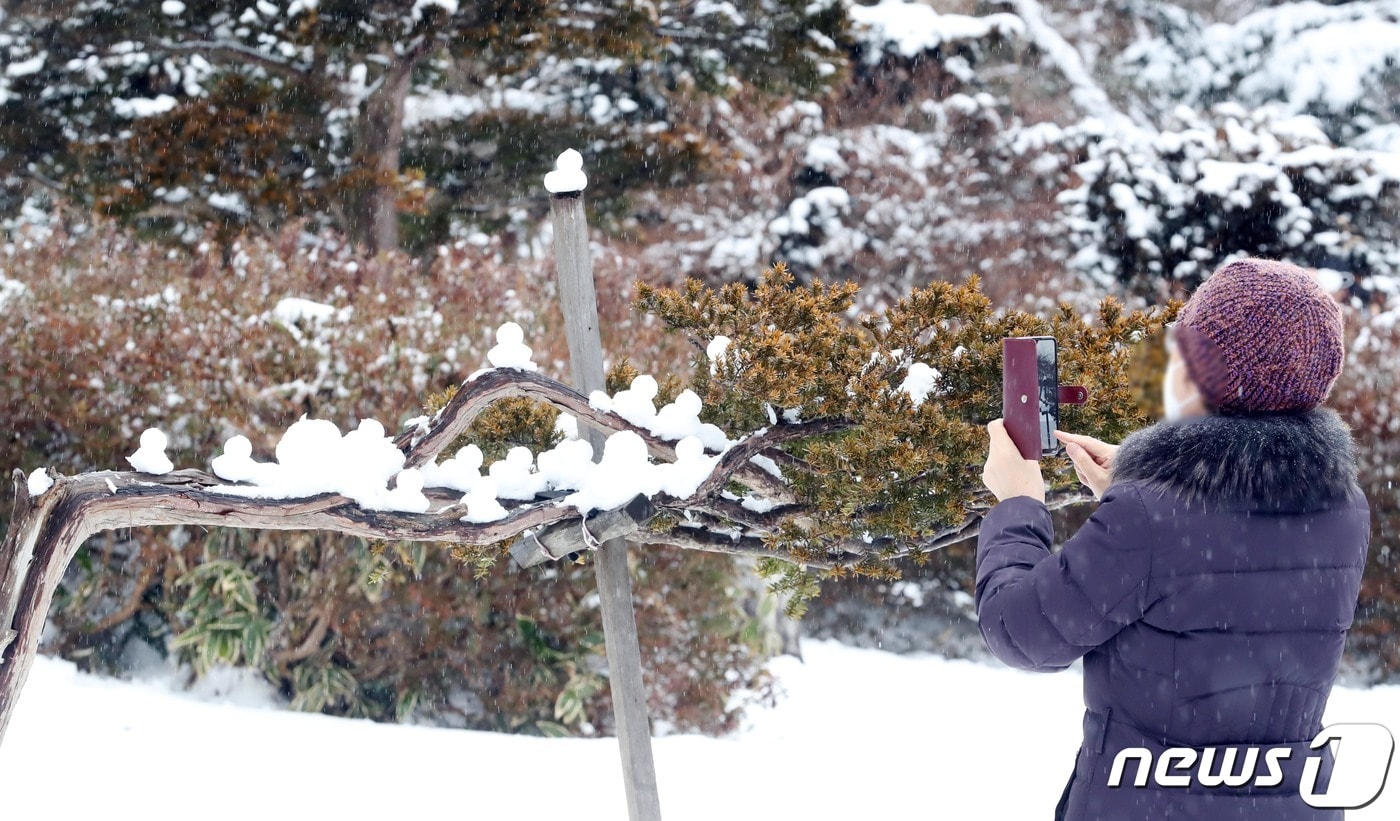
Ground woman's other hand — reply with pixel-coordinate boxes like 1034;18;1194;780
982;419;1046;503
1054;429;1118;500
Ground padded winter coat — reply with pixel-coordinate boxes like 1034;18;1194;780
975;408;1370;820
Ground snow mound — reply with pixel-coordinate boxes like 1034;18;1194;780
412;0;458;21
127;429;174;475
461;478;508;523
419;444;484;493
899;362;941;407
26;467;53;497
207;417;419;511
486;322;538;371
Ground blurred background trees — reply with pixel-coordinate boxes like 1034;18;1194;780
0;0;847;250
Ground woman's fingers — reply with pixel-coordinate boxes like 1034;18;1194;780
1064;440;1111;499
1054;429;1117;468
983;419;1047;502
986;419;1024;461
1065;442;1087;475
1053;429;1100;449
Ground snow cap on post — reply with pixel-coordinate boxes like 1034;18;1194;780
544;148;588;195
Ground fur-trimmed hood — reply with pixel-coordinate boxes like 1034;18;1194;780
1109;407;1362;512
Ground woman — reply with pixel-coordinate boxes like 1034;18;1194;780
977;258;1371;820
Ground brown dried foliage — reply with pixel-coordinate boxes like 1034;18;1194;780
0;217;757;734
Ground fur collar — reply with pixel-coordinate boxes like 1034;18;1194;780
1109;407;1361;512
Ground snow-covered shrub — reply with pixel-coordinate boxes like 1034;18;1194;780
1118;0;1400;141
843;0;1023;125
756;96;1085;309
849;0;1023;67
0;217;765;735
754;3;1037;295
1056;105;1400;296
767;185;860;273
634;3;1105;312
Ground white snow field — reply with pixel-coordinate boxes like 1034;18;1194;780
3;640;1396;818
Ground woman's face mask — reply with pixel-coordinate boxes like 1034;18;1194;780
1162;323;1202;422
1162;357;1201;422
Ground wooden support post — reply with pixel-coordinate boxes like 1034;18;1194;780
549;185;663;821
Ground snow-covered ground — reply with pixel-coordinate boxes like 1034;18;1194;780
3;640;1397;818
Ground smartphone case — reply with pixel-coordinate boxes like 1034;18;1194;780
1002;337;1088;460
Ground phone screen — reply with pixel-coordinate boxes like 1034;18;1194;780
1035;337;1059;455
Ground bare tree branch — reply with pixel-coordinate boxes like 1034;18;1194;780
891;485;1092;558
159;40;310;79
641;526;849;569
0;465;576;743
394;368;806;502
21;169;65;195
69;468;572;543
756;446;810;478
1006;0;1149;136
647;483;1095;569
272;606;331;668
78;560;158;636
672;497;803;533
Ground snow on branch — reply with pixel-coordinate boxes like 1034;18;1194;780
157;40;311;79
849;0;1024;65
397;367;799;503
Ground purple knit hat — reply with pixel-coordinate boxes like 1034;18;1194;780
1173;258;1344;415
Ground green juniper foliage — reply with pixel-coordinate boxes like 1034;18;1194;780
635;264;1177;614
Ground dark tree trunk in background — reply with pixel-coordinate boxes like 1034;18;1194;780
360;54;416;253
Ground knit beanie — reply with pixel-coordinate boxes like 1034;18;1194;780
1173;258;1344;415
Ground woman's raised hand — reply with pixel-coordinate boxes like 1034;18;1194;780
981;419;1047;503
1054;429;1118;500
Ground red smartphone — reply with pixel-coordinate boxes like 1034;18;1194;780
1003;337;1087;460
